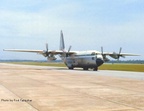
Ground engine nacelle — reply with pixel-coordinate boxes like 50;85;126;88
47;55;57;61
42;50;48;57
109;52;119;59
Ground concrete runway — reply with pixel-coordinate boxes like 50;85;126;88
0;63;144;111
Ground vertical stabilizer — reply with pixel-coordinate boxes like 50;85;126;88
60;30;65;51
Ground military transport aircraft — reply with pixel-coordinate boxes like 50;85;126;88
4;31;139;71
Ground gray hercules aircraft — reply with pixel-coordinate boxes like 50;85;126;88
4;31;139;71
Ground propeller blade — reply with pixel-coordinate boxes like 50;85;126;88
101;46;103;55
66;45;72;57
118;47;122;61
68;45;72;53
119;47;122;55
43;43;49;57
46;43;48;52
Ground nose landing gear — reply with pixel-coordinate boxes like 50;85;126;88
93;67;98;71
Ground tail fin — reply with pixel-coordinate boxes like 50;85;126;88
59;30;65;51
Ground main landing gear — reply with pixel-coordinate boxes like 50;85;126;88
83;67;88;70
68;67;98;71
68;67;74;70
83;67;98;71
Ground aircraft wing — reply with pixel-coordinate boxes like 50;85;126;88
115;53;139;56
3;49;44;54
3;49;76;55
103;52;139;59
103;52;139;56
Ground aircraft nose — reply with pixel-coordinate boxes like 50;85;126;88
96;58;104;66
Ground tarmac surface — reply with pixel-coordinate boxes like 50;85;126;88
0;63;144;111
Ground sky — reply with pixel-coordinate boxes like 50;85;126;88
0;0;144;60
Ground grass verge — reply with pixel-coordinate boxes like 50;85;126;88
99;64;144;72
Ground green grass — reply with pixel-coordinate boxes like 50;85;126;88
9;62;144;72
99;64;144;72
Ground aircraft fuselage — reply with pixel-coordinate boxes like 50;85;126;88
62;54;104;70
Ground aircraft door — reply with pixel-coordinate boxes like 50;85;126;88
65;58;78;68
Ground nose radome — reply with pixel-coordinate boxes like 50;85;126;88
96;58;104;66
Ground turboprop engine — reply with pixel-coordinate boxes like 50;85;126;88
109;47;125;60
42;43;56;61
110;52;119;59
101;47;125;61
47;54;57;61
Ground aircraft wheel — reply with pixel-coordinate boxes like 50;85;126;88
83;67;88;70
68;67;74;70
93;67;98;71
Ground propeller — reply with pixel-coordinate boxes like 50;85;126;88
117;47;122;61
66;45;72;57
43;43;56;60
117;47;126;61
46;43;48;52
45;43;49;57
101;46;109;62
101;46;103;55
101;46;105;59
42;43;49;57
68;45;71;53
119;47;122;55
